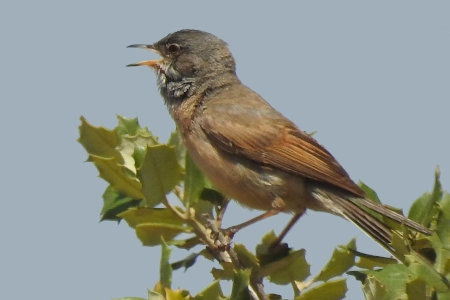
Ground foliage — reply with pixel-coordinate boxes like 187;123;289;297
79;115;450;300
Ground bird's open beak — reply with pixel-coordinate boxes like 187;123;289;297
126;44;162;68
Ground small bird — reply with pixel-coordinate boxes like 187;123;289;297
127;29;432;257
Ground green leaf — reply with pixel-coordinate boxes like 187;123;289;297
315;238;356;282
362;264;412;300
193;281;225;300
295;278;347;300
230;269;251;300
171;253;200;271
100;185;141;221
89;155;144;199
137;145;184;207
358;181;382;203
115;115;141;137
118;207;186;229
211;263;235;281
354;251;397;269
117;132;159;174
78;116;121;159
199;188;226;207
167;129;186;168
183;154;206;207
135;223;192;246
113;297;147;300
147;290;165;300
361;276;387;300
262;249;310;285
160;239;172;288
406;253;450;293
234;244;260;269
408;167;442;226
405;278;427;300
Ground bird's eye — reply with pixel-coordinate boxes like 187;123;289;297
167;44;180;54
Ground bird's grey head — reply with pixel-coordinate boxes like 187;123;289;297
127;29;237;100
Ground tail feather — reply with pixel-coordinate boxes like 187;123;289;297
310;187;432;259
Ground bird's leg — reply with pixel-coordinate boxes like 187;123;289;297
270;211;304;247
223;209;280;239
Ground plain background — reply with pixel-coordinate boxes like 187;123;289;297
1;1;449;299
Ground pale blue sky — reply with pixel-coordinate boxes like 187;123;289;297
1;1;449;299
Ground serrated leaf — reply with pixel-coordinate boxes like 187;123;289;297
315;238;356;282
160;239;172;288
354;251;397;269
89;155;144;199
234;244;260;269
294;278;347;300
118;132;159;174
358;181;382;203
183;154;206;207
199;188;226;207
193;281;225;300
262;249;310;285
211;263;235;280
100;185;141;221
409;168;442;226
171;253;200;271
135;223;192;246
118;207;186;229
167;129;186;168
164;288;191;300
405;278;427;300
115;115;140;137
148;290;165;300
78;116;121;159
361;264;412;300
230;269;251;300
406;253;450;293
362;276;387;300
137;145;184;207
169;237;201;250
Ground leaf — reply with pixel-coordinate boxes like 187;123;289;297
135;223;192;246
262;249;310;285
183;154;206;207
405;253;450;293
113;298;146;300
167;129;186;168
137;145;184;207
89;155;144;199
361;264;412;300
354;251;397;269
408;167;442;226
358;181;382;203
200;188;226;207
193;281;225;300
211;263;235;281
164;288;191;300
118;207;186;229
78;116;121;159
230;269;251;300
315;238;356;282
115;115;141;136
294;278;347;300
100;185;141;221
117;133;159;174
160;239;172;288
405;278;427;300
361;276;387;300
234;244;260;269
148;290;165;300
171;253;200;271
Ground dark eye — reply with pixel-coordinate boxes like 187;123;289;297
167;43;180;54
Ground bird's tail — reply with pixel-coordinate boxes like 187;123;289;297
310;186;432;260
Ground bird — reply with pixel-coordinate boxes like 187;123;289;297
126;29;432;259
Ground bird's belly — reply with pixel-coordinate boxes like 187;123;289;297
182;130;308;213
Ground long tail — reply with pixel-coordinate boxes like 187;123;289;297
310;187;432;259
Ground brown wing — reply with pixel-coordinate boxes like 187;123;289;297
200;91;365;198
